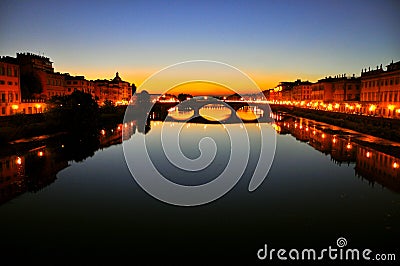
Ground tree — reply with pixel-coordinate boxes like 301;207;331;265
20;72;42;98
132;83;137;95
177;93;193;102
46;91;99;133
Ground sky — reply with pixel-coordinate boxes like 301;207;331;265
1;0;399;95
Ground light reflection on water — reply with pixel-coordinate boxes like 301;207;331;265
0;116;399;262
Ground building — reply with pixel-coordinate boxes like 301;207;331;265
16;52;66;99
332;76;361;102
292;80;312;101
310;77;336;102
111;72;131;103
93;72;131;105
0;58;21;116
360;61;400;118
65;75;95;98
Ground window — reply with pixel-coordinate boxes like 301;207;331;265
0;67;4;76
7;68;12;76
7;81;12;85
8;92;13;102
1;107;5;115
68;88;71;92
1;93;5;102
390;79;393;85
13;67;18;77
0;80;4;85
15;82;18;86
73;81;78;85
16;93;18;101
385;80;388;86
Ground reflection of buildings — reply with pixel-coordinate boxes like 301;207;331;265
0;146;68;205
276;114;400;192
99;121;140;147
0;122;139;206
356;146;400;192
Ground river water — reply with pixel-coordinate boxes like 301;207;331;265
0;110;399;263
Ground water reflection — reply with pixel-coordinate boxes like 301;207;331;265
0;122;139;206
199;104;232;121
236;106;264;120
273;113;400;192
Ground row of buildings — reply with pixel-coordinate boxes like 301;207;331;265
0;52;134;116
266;60;400;118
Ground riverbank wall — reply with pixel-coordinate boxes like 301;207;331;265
270;104;400;142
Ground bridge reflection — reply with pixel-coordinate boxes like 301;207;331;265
273;114;400;192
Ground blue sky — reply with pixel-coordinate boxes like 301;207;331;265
1;0;399;92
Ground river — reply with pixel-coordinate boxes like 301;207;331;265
0;109;399;264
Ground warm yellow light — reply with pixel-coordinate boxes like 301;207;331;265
388;104;395;111
11;104;18;110
313;130;316;135
101;129;106;135
322;133;325;139
35;104;41;109
16;157;22;165
332;138;337;144
366;151;371;158
369;104;377;112
346;143;352;149
334;103;340;109
38;151;44;157
349;106;354;110
305;127;309;132
356;104;361;108
393;162;399;169
397;109;400;113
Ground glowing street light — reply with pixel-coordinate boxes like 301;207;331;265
369;104;376;112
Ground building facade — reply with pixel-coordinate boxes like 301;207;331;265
360;61;400;118
93;72;131;105
292;81;312;101
0;58;21;115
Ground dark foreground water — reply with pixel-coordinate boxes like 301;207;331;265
0;115;399;264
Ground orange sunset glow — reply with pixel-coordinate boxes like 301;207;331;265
167;82;235;96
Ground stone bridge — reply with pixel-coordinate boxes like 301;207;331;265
157;98;273;123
